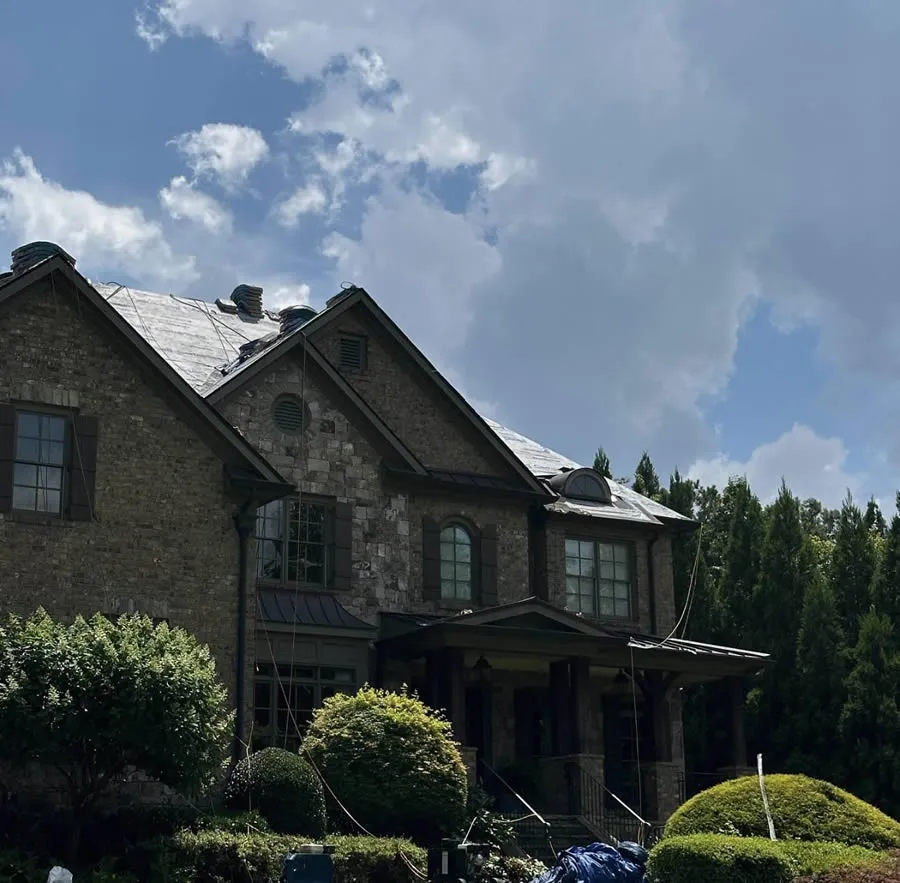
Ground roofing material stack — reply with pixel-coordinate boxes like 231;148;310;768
230;284;264;318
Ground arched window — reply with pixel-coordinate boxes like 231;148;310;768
547;468;612;504
440;523;473;600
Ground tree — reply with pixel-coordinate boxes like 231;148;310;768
789;568;847;780
830;493;876;642
303;686;468;843
865;497;888;538
593;447;612;478
633;452;661;500
838;610;900;817
747;483;811;767
0;610;231;860
872;493;900;634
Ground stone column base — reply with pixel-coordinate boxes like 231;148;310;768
643;762;684;823
459;746;478;786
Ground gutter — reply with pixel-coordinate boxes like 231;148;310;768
232;500;255;765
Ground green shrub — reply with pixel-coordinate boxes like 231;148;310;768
146;828;426;883
302;686;467;843
797;850;900;881
648;834;880;883
482;854;547;883
224;747;326;837
665;774;900;850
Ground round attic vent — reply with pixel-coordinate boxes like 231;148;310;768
272;394;311;435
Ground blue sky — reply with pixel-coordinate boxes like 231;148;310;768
1;0;898;511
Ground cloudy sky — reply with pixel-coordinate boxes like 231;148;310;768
1;1;897;510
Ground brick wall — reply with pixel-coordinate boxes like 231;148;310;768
311;304;520;477
0;276;246;706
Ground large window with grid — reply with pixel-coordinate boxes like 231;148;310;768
440;523;473;600
252;662;356;751
256;497;334;588
13;411;68;515
565;538;634;619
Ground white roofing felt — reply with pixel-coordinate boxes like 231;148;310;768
98;283;690;525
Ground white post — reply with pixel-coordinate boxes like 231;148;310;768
757;753;776;841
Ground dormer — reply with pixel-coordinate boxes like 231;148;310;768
547;467;612;504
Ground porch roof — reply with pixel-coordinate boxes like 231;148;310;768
377;597;769;678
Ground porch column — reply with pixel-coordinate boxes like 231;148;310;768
642;672;683;823
425;650;444;711
568;657;591;754
729;676;748;769
447;648;467;743
549;660;570;755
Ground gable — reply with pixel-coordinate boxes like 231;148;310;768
0;259;288;496
308;298;539;488
448;597;614;636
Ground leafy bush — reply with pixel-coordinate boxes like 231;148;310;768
797;850;900;881
0;610;232;861
648;834;880;883
224;747;326;836
302;686;468;843
481;854;547;883
665;774;900;850
146;828;426;883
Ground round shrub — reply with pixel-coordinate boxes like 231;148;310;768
302;686;468;843
665;774;900;851
224;748;326;837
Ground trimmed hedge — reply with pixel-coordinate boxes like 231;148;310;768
797;850;900;881
303;686;468;842
648;834;880;883
224;747;326;837
665;774;900;851
147;829;427;883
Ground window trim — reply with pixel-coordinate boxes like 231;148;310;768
255;494;337;591
563;534;638;622
10;405;73;519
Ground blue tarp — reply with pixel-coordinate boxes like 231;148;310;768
531;842;648;883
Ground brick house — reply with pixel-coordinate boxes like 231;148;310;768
0;243;767;833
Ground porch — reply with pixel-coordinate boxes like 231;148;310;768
376;598;766;831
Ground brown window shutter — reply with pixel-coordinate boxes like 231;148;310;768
480;523;499;607
69;415;99;522
332;501;354;590
0;404;15;514
422;516;441;601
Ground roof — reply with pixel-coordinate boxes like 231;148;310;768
95;280;693;526
258;589;375;631
0;258;291;500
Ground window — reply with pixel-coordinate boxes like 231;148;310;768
13;411;68;515
338;334;367;372
566;473;609;502
253;662;356;751
440;524;473;600
565;538;633;618
256;497;334;588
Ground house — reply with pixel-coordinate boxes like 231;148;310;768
0;242;768;833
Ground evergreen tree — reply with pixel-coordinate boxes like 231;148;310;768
592;447;612;478
633;452;661;500
660;469;699;619
717;478;764;647
747;483;810;768
830;493;875;642
865;497;887;538
838;610;900;817
789;568;847;781
871;492;900;638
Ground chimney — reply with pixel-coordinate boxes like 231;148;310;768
279;304;318;336
230;284;264;319
11;241;76;276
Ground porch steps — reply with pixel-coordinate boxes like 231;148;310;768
509;814;600;865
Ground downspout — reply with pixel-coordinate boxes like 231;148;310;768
233;499;255;765
647;533;659;636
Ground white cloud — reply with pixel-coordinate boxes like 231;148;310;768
274;183;327;227
0;149;195;285
169;123;269;191
159;175;232;234
135;11;167;50
263;282;313;311
689;424;863;508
